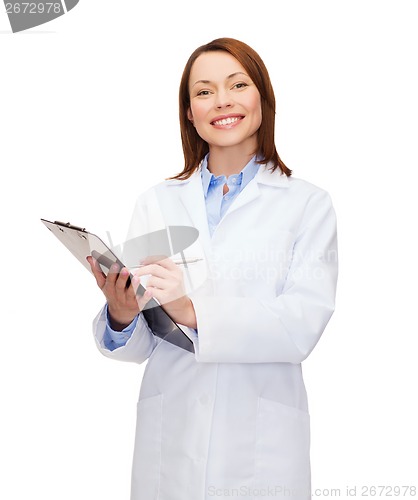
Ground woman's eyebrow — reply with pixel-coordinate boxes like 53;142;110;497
191;72;249;88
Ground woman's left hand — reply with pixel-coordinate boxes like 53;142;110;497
132;257;197;329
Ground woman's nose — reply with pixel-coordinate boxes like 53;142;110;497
215;91;233;109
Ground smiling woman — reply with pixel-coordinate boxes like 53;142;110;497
177;37;291;180
88;37;338;500
186;52;263;164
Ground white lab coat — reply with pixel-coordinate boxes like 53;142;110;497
93;162;338;500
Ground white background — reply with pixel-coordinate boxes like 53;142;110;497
1;1;417;498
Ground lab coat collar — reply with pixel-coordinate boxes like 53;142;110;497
167;161;290;188
254;162;290;188
166;161;289;253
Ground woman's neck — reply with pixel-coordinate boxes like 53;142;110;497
207;147;256;177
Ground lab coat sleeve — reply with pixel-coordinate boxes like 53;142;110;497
93;304;158;363
189;189;338;364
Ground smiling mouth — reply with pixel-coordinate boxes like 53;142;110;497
211;116;244;126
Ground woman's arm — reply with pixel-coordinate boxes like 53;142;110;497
189;190;338;364
88;256;157;363
93;304;158;363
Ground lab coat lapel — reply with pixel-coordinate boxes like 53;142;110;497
211;162;289;220
221;176;261;217
169;169;212;256
169;162;289;254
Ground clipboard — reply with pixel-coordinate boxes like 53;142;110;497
41;219;195;353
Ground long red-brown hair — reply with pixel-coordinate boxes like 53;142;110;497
168;37;291;180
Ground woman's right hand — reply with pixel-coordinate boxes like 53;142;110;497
87;256;152;331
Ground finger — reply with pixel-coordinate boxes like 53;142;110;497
144;286;183;306
131;274;142;291
148;286;185;305
131;275;151;307
146;275;167;290
136;289;153;311
106;263;120;286
115;267;131;292
149;257;177;271
149;259;183;281
87;256;106;289
133;263;171;279
131;279;152;306
140;254;169;266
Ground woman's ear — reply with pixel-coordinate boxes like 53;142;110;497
187;108;194;123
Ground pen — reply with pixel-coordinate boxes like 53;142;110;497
130;258;203;268
173;258;203;265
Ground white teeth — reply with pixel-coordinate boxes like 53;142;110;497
213;116;241;126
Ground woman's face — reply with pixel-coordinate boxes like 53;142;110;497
187;51;262;154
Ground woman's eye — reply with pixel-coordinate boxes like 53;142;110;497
233;82;248;89
197;90;211;96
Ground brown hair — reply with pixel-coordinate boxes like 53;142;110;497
168;37;291;180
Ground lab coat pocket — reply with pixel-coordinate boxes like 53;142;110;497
131;394;163;499
255;397;311;496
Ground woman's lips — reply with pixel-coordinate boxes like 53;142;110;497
211;115;244;128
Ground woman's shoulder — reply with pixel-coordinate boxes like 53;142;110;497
285;175;336;221
287;175;331;196
259;163;333;202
